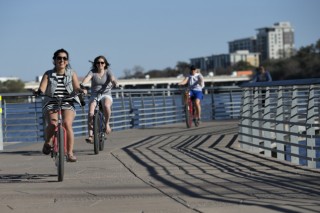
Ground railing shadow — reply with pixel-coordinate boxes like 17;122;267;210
114;122;320;213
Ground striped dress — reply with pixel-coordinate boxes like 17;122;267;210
43;75;75;114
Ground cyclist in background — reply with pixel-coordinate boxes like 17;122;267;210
81;55;118;143
34;49;83;162
178;65;204;123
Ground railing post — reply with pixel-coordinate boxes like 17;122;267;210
0;95;3;150
262;87;272;157
239;88;252;151
251;87;261;153
275;86;285;160
306;85;316;168
290;86;300;165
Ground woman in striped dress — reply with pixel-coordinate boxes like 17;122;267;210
35;49;83;162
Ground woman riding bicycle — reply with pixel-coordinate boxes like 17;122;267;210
178;65;204;123
34;49;83;162
81;55;118;143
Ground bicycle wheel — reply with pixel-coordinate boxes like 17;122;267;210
99;113;106;151
57;125;65;182
185;103;192;128
93;113;100;155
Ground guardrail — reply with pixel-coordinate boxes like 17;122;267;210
238;79;320;169
0;86;242;146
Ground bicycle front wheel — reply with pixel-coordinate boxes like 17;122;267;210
57;125;65;182
93;113;100;155
99;115;106;151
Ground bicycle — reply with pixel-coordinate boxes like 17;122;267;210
37;93;82;182
85;83;119;155
183;89;200;128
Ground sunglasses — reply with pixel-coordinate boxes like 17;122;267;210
56;56;68;61
96;61;105;65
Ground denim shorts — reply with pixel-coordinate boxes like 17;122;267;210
189;90;203;100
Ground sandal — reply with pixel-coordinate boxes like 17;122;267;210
42;143;51;155
85;136;93;144
67;154;77;162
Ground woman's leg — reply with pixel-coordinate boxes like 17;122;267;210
195;99;201;120
102;96;113;134
42;110;58;154
87;100;96;137
62;109;76;156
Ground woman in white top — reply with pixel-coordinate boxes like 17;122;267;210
178;65;204;123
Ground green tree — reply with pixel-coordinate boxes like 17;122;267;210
0;80;26;93
231;61;255;71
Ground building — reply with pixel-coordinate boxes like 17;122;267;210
256;22;295;61
228;36;257;53
190;50;260;72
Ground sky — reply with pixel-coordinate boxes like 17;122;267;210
0;0;319;81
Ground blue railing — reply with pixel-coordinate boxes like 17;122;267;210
0;86;242;145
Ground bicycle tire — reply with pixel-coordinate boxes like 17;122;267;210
99;113;106;151
57;125;65;182
93;113;100;155
185;104;192;128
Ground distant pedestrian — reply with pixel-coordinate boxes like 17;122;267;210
251;65;272;107
252;65;272;82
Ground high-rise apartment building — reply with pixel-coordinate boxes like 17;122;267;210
190;21;294;73
256;22;295;61
228;36;257;53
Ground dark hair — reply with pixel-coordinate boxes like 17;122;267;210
52;48;71;69
53;48;69;60
190;65;197;71
91;55;110;71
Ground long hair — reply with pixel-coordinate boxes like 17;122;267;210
90;55;110;72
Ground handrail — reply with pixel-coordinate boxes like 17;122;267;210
238;79;320;169
0;87;243;146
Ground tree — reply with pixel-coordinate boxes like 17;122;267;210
231;61;255;71
0;80;26;93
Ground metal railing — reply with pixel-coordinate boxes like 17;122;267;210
0;86;242;146
238;79;320;169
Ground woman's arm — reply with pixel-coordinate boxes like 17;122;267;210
81;71;93;85
72;71;82;93
38;73;48;93
178;77;189;86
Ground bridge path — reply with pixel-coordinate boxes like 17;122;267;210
1;120;320;213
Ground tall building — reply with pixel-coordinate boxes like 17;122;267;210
228;36;257;53
256;22;295;61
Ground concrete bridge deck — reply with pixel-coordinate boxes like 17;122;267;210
1;120;320;213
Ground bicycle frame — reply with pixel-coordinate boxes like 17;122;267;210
183;89;199;128
52;109;67;154
40;93;80;182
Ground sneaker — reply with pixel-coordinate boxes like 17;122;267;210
67;154;77;162
42;143;51;155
